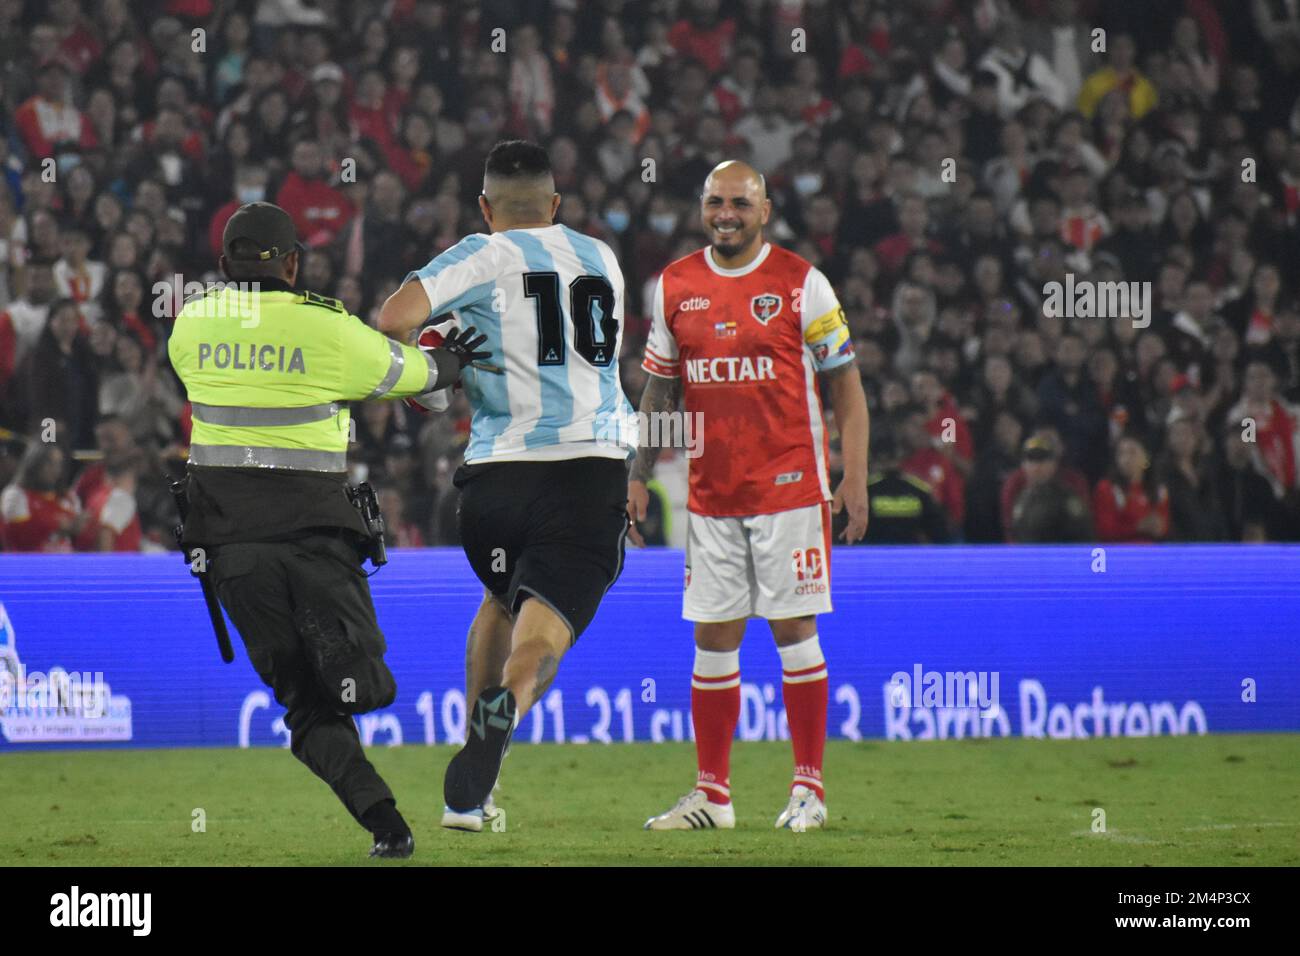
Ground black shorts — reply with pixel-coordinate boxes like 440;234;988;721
454;456;629;641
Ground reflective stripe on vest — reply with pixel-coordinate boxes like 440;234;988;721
189;444;348;472
368;340;406;398
366;341;438;398
191;402;341;427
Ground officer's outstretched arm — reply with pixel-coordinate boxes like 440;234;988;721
339;312;462;401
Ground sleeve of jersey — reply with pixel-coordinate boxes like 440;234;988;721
641;274;680;378
337;313;437;401
800;267;855;374
404;235;495;320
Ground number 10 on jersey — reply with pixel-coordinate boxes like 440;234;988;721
523;271;617;368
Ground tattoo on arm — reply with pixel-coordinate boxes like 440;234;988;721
532;653;559;706
630;374;682;483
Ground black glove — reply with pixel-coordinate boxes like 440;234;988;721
440;325;492;369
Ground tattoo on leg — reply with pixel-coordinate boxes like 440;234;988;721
532;653;559;706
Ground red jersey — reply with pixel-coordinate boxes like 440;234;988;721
925;393;973;465
73;484;141;552
1253;399;1300;491
642;243;855;517
0;486;79;552
1093;478;1169;542
275;172;354;248
13;95;99;159
902;448;965;528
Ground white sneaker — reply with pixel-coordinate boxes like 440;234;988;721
644;789;736;830
442;794;504;832
775;785;827;831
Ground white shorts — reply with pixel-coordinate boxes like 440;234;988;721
683;502;833;622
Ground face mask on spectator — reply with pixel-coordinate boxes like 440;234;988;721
793;172;823;196
238;185;267;204
649;213;678;235
604;209;630;233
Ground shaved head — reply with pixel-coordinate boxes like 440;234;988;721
702;160;767;202
700;159;771;265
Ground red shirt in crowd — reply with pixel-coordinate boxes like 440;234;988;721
275;172;354;247
0;312;17;387
350;101;399;152
668;16;736;73
1254;398;1300;492
73;463;107;507
0;486;80;552
903;447;964;529
13;94;99;158
58;24;103;74
73;483;141;552
1092;478;1170;542
838;27;891;79
872;232;943;276
925;394;973;467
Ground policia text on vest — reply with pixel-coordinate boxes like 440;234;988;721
196;341;307;373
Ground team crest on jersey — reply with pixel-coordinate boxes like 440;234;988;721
750;293;782;325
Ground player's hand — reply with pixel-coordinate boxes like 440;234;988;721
440;325;492;369
832;478;869;543
627;479;650;548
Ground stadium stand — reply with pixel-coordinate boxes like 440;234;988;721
1;0;1298;550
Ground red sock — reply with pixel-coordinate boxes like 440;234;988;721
779;635;828;801
690;648;740;805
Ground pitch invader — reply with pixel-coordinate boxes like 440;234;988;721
631;161;870;831
379;141;638;831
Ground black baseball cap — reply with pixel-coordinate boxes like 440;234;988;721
222;202;304;262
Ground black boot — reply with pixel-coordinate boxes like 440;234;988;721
444;686;517;812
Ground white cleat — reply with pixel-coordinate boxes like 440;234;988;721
442;794;504;832
775;785;827;831
644;789;736;830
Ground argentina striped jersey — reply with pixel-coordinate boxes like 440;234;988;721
406;224;639;465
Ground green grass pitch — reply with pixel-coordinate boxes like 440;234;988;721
3;734;1297;866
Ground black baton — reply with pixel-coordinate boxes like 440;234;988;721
168;476;235;663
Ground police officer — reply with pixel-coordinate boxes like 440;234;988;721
167;202;489;859
849;427;952;544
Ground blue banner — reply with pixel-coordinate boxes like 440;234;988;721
1;546;1297;750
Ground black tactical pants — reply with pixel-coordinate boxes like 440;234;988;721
209;532;397;828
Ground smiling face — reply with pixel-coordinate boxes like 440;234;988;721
700;162;770;263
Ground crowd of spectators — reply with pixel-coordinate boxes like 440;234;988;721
2;0;1299;552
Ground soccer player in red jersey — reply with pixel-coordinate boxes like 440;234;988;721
631;161;869;831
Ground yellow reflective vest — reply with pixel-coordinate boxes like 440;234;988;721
168;284;435;473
